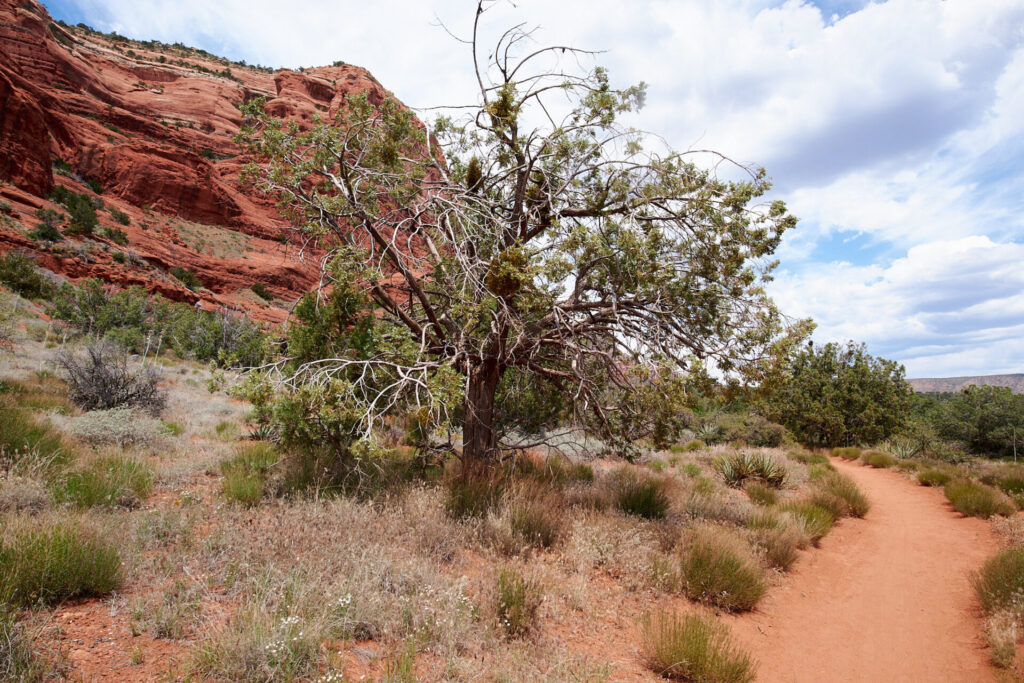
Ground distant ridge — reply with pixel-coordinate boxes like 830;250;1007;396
908;374;1024;394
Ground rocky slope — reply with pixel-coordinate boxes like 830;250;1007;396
0;0;407;321
908;374;1024;395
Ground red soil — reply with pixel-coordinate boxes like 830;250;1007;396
727;457;999;682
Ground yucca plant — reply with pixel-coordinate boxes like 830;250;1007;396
715;452;787;489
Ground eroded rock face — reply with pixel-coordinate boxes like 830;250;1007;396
0;0;407;321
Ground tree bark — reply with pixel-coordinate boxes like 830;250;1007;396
462;357;501;469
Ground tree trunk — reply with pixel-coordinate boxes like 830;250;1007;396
462;357;501;469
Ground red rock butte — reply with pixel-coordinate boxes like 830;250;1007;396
0;0;411;321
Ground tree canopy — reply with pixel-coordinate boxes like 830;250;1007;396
763;341;912;447
238;3;808;464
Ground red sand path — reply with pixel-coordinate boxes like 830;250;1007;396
727;457;999;683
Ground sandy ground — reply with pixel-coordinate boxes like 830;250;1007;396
727;457;999;683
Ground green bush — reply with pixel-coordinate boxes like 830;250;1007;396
861;451;896;468
973;547;1024;615
815;472;869;518
251;282;273;301
103;226;128;245
671;440;705;453
917;469;951;487
52;454;153;508
108;207;131;225
0;521;121;606
0;251;55;300
714;451;787;489
780;500;834;546
717;413;790;448
220;442;278;506
50;185;98;235
678;526;767;612
495;567;541;637
170;266;202;291
30;217;63;242
944;480;1014;519
607;467;670;519
831;447;861;460
640;610;756;682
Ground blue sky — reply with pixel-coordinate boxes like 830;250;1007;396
42;0;1024;378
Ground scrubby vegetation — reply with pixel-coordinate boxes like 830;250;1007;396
943;480;1015;519
641;610;756;682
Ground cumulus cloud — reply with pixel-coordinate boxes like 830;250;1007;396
43;0;1024;375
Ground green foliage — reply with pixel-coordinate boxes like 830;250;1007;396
108;207;131;225
251;282;273;301
0;251;55;299
170;266;202;291
495;567;541;637
973;547;1024;615
0;521;121;606
861;450;896;468
671;440;705;453
717;413;790;447
31;208;63;242
917;469;952;487
0;407;75;475
51;454;154;508
50;185;98;235
714;451;787;489
677;526;766;611
943;480;1014;519
764;341;912;447
607;467;671;519
103;226;128;245
220;443;278;506
922;386;1024;458
640;610;756;682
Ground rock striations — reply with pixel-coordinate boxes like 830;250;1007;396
0;0;407;321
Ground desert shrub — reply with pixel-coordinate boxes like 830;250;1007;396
30;220;63;243
895;459;919;471
102;226;128;245
831;447;861;460
0;251;55;300
108;207;131;225
51;454;153;508
714;451;786;489
718;413;790;448
997;475;1024;497
974;547;1024;615
917;469;951;487
944;480;1014;519
779;500;834;546
749;522;802;571
677;525;766;611
684;489;753;527
0;520;121;606
0;408;74;475
0;475;49;513
806;489;848;520
56;342;166;415
50;185;98;235
861;451;896;468
640;610;756;682
251;282;273;301
170;266;202;291
444;470;503;519
815;472;870;518
671;440;705;453
495;567;541;637
743;481;777;506
61;407;165;447
606;466;670;519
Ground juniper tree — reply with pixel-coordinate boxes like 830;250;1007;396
238;2;808;466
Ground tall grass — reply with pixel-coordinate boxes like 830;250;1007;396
973;547;1024;615
779;500;834;546
677;525;766;611
814;472;870;518
495;567;542;637
606;467;671;519
51;453;153;508
0;520;122;606
861;451;896;468
831;447;860;460
640;610;756;682
917;469;951;487
0;408;75;475
221;442;279;506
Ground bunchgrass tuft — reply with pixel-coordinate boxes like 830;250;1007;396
444;470;503;519
495;567;541;637
640;610;756;682
861;451;896;468
815;472;869;518
831;447;861;460
0;408;75;476
743;481;777;506
220;442;279;506
607;467;671;519
507;481;565;549
52;453;154;508
779;500;834;546
944;480;1014;519
973;547;1024;616
917;469;951;487
677;525;766;612
0;520;121;606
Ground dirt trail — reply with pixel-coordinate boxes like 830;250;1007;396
727;457;999;683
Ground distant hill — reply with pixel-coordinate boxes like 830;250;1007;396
908;374;1024;394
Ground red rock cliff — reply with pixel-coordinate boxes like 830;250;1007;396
0;0;410;321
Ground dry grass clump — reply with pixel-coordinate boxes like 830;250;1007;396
742;481;777;506
861;451;896;468
0;407;76;476
944;479;1015;519
779;500;834;546
917;469;952;487
0;519;121;606
813;472;870;518
495;567;543;637
831;447;861;460
973;547;1024;669
747;512;804;571
564;510;661;586
444;469;504;519
506;480;565;550
220;442;279;506
714;451;787;489
0;474;49;513
640;610;756;682
677;525;766;612
55;408;166;448
671;440;706;453
605;466;672;519
51;452;154;508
